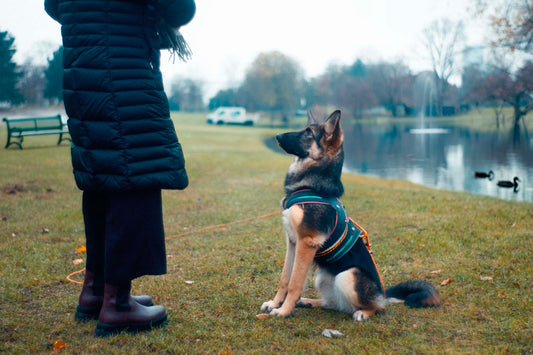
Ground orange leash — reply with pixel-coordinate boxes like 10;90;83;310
66;210;280;284
66;267;85;285
164;210;279;241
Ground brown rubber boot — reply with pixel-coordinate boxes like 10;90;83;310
95;283;167;337
75;270;154;321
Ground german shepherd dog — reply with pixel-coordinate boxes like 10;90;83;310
261;110;440;321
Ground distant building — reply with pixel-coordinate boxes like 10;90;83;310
462;45;487;70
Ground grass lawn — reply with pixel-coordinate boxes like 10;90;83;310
0;112;532;354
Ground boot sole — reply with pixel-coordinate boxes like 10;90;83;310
94;313;168;337
75;305;99;322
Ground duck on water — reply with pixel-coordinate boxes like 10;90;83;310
474;171;495;180
497;177;520;193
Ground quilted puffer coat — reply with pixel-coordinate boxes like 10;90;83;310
44;0;195;191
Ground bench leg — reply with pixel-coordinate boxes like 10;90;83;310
5;135;23;149
57;133;72;146
15;136;23;149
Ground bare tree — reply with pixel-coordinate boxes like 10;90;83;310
461;63;506;127
241;51;304;125
507;60;533;126
422;19;465;116
474;0;533;53
168;77;204;112
335;76;377;118
367;61;414;117
18;61;46;105
464;59;533;129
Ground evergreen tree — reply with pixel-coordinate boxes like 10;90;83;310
0;31;22;104
44;46;64;103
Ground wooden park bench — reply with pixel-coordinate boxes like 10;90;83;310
2;114;71;149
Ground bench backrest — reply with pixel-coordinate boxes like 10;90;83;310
3;115;64;131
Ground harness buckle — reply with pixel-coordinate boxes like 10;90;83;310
361;234;372;251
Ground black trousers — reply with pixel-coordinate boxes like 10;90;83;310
82;189;167;284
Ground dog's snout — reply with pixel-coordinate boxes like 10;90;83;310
275;134;283;143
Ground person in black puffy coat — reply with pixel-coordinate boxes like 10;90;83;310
44;0;195;336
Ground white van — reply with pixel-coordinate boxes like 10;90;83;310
206;107;260;126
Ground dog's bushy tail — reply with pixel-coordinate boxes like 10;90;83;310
385;280;441;308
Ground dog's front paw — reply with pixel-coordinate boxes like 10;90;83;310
353;310;370;322
261;300;278;313
270;307;292;318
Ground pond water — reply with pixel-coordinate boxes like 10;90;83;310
341;120;533;203
265;119;533;203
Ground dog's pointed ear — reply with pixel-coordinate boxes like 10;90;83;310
307;110;318;125
324;110;342;138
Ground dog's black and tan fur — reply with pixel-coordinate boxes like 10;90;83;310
261;110;440;322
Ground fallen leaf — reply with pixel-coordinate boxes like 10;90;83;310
72;259;84;265
440;278;452;286
430;269;442;274
185;280;194;285
480;275;493;281
255;313;270;319
75;245;86;253
430;208;438;212
53;340;66;353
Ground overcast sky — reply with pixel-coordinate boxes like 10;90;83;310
1;0;487;98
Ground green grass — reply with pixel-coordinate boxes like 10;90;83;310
1;112;532;354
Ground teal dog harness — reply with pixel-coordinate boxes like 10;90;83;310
282;189;384;294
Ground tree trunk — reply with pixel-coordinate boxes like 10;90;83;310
390;99;397;117
513;100;522;129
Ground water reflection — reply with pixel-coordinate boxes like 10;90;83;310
342;121;533;202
